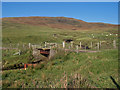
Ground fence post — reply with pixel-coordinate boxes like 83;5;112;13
76;45;79;53
99;41;101;49
29;43;31;48
85;45;86;52
19;50;21;55
63;41;65;48
45;42;47;48
97;42;100;50
71;41;73;48
80;42;82;49
113;40;116;49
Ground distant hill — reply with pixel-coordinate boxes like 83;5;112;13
2;17;117;30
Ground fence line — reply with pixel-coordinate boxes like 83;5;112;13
2;40;118;51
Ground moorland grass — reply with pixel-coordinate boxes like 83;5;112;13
2;22;119;88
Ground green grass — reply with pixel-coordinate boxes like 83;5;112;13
2;49;118;88
2;21;118;45
2;21;119;88
2;49;35;70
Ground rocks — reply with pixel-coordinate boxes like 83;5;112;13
49;49;56;59
32;48;56;60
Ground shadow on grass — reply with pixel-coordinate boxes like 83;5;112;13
110;76;120;89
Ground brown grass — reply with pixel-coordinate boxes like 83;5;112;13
2;17;117;30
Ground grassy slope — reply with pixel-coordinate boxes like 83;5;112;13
2;21;118;44
3;17;117;30
2;49;118;88
2;19;119;88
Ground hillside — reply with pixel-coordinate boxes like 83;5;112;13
2;16;118;44
2;16;119;88
2;17;117;30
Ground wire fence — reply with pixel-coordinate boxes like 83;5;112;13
2;40;118;52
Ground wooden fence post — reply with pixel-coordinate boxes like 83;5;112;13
85;45;86;51
76;45;79;53
29;43;31;48
113;40;116;49
99;41;101;48
80;42;82;49
63;41;65;48
100;41;101;47
19;50;21;55
45;42;47;48
97;42;100;50
71;41;73;48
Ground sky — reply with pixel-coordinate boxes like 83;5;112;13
2;2;118;24
2;0;120;2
